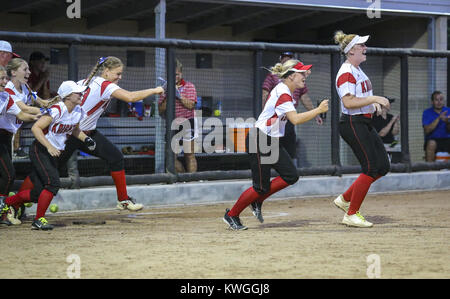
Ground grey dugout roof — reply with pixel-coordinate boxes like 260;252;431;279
213;0;450;17
1;0;448;44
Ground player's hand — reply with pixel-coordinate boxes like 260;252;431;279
47;145;60;157
32;112;42;121
374;103;382;116
374;96;390;110
317;99;329;113
40;99;52;108
439;111;448;123
155;86;165;94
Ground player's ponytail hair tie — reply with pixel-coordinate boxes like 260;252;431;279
98;56;108;65
84;56;124;87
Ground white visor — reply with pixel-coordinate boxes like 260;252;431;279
58;81;88;99
344;35;369;54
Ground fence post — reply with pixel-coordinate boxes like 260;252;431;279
154;0;166;174
68;43;78;81
330;52;341;175
165;47;176;175
400;54;411;170
253;50;263;118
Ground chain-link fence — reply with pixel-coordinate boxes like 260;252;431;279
3;31;449;186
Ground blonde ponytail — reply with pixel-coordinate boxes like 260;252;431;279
334;30;357;53
269;59;300;78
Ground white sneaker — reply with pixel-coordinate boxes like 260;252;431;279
334;194;350;213
342;212;373;228
7;206;21;225
116;198;143;211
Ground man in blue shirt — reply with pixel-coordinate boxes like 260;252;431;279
422;91;450;161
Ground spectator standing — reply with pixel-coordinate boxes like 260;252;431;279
159;59;198;173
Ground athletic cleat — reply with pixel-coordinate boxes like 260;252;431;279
31;217;54;230
0;214;11;226
250;201;264;223
342;212;373;228
223;208;248;231
6;206;21;225
116;197;143;211
0;196;8;215
333;194;350;213
17;204;27;221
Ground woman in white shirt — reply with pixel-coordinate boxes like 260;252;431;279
1;81;94;230
0;65;39;222
332;31;391;228
223;59;328;230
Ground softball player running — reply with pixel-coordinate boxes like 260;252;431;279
0;66;40;225
57;56;164;211
0;81;93;230
223;59;329;230
332;31;390;228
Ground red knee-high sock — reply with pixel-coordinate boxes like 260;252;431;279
342;180;357;202
19;176;34;192
348;174;375;215
228;176;290;217
228;186;260;217
110;170;128;202
343;174;382;202
5;190;31;210
257;176;290;204
35;189;54;220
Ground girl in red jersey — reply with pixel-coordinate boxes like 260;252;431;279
0;81;93;230
223;59;328;230
332;31;391;227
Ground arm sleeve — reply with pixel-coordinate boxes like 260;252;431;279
336;72;357;98
274;93;296;116
6;97;22;116
102;82;121;99
422;110;435;126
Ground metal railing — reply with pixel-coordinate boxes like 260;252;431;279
1;31;449;188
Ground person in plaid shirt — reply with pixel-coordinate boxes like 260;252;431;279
262;52;323;163
159;59;198;173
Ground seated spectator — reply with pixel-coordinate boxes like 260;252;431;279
371;98;400;162
422;91;450;162
28;51;55;99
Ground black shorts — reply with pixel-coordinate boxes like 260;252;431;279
280;121;296;159
424;138;450;152
339;114;390;178
58;130;124;172
29;140;60;202
0;130;14;195
246;129;299;195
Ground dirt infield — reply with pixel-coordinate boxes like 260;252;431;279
1;190;449;279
